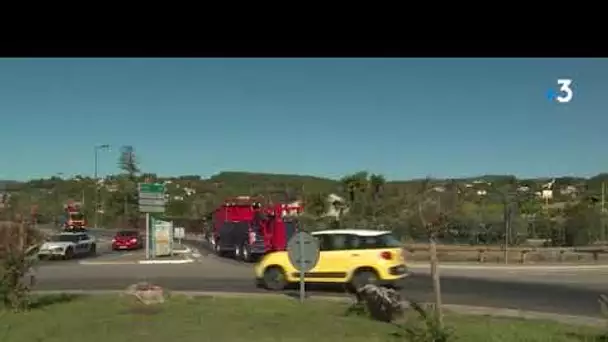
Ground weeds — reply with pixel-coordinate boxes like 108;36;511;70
0;221;41;312
345;284;454;341
401;301;454;342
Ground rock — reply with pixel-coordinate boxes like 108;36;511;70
125;282;165;305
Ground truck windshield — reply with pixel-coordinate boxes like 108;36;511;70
49;234;79;242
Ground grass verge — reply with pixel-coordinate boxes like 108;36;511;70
0;294;604;342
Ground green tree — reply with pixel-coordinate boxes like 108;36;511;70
117;146;140;228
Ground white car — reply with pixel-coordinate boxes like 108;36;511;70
38;232;97;260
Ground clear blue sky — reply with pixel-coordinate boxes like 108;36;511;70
0;58;606;181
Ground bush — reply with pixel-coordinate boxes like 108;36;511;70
0;221;42;311
403;301;454;342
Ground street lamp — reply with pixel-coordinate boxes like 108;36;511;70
94;144;110;228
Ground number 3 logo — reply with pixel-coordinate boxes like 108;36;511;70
556;79;573;103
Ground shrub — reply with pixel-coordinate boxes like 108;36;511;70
0;221;42;311
402;301;454;342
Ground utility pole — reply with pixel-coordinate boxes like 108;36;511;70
504;194;510;264
94;144;110;229
602;181;606;242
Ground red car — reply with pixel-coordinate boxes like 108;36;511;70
111;230;144;251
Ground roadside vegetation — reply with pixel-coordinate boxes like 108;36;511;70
2;145;608;248
0;293;603;342
0;220;42;311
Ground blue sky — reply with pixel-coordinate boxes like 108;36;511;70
0;58;606;181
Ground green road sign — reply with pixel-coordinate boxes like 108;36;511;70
138;183;166;213
139;183;165;194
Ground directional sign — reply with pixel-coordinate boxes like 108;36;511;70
138;199;166;206
138;182;166;213
139;183;165;193
138;205;165;213
287;231;320;272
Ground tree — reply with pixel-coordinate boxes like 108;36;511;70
340;171;368;203
119;145;140;178
416;177;446;330
117;146;140;228
369;174;385;201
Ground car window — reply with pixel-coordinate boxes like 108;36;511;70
316;234;349;251
347;233;402;249
316;235;331;251
50;234;79;243
117;231;137;237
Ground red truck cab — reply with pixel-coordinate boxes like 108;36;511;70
210;197;303;262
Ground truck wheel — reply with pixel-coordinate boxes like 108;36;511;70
234;244;243;260
63;247;74;260
214;241;225;257
263;266;287;291
242;244;253;263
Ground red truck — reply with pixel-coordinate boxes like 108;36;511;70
63;201;86;230
210;196;303;262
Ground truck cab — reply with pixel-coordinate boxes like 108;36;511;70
211;197;303;262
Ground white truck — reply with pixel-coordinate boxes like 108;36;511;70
38;232;97;260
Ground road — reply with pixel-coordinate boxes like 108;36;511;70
32;256;607;318
28;230;608;318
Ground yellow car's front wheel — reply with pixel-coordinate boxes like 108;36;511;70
262;266;288;291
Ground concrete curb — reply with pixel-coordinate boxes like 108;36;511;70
171;247;192;255
408;263;608;270
138;258;194;264
78;257;194;265
30;289;605;327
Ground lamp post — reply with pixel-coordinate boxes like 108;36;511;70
94;144;110;228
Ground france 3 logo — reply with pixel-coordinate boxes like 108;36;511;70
546;79;573;104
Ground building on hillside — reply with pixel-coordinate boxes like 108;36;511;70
559;185;578;197
325;193;349;219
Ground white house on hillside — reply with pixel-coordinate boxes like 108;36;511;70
325;193;349;219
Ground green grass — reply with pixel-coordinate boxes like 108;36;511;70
0;294;604;342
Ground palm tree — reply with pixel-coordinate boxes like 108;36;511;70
369;174;386;201
340;171;369;203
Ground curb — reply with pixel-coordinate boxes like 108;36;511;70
138;258;194;264
79;261;138;265
172;247;192;255
30;289;605;327
79;258;194;265
408;263;608;271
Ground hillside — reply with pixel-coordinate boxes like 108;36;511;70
2;170;608;246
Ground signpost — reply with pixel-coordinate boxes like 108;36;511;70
174;226;185;245
286;231;320;303
138;183;166;259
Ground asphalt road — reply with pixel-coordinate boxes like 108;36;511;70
32;259;606;318
28;232;608;318
35;226;127;265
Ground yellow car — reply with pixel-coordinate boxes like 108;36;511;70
254;229;409;291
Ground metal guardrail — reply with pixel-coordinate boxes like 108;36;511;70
404;244;608;263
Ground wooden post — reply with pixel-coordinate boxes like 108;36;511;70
429;233;444;329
